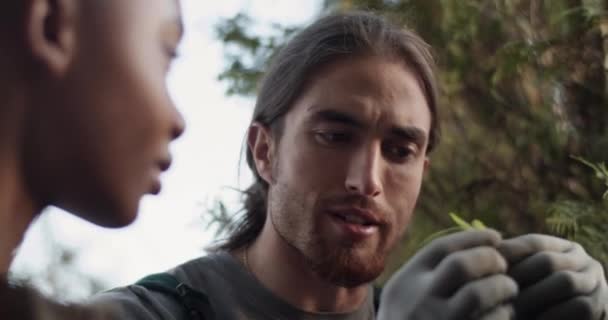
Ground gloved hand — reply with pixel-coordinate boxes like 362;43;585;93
498;234;608;320
377;229;518;320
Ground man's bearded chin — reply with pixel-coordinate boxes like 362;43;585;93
308;245;388;288
272;212;389;287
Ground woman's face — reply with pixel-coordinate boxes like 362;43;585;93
24;0;185;227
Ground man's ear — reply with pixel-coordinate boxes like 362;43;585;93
248;122;276;185
25;0;77;75
423;157;430;174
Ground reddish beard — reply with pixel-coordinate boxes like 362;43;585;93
268;178;396;287
271;203;394;287
307;239;389;288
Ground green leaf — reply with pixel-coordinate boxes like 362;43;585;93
471;219;487;230
449;212;473;230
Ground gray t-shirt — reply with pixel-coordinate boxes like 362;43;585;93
92;252;375;320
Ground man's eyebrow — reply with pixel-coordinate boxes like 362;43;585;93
390;126;427;145
310;109;364;127
309;109;428;145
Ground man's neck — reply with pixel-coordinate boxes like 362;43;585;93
237;220;370;314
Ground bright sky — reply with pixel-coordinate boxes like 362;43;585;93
10;0;321;300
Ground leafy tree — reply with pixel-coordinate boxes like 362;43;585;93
215;0;608;275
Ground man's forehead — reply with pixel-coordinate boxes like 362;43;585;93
296;61;432;135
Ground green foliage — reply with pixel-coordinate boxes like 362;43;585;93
215;14;265;96
215;0;608;270
546;157;608;266
449;212;487;230
215;13;299;96
572;155;608;199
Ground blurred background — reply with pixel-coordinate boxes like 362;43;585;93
9;0;608;301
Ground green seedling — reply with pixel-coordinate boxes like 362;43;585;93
449;212;487;230
419;212;487;248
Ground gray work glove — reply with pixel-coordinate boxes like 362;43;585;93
498;234;608;320
377;229;518;320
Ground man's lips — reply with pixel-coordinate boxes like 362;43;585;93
326;207;382;227
326;207;382;239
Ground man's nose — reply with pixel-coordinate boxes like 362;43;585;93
344;144;383;197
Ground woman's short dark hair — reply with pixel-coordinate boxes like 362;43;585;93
218;10;440;251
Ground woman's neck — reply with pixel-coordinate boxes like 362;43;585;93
0;166;39;273
0;92;41;273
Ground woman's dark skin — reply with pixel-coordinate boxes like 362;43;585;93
0;0;184;318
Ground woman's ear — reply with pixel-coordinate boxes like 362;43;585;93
25;0;77;76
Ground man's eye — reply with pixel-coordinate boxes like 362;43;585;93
383;143;417;162
315;131;351;145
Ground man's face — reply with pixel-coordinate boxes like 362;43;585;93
25;0;184;227
267;55;431;287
